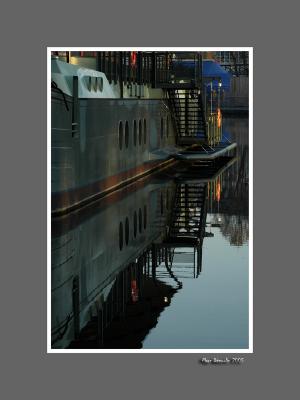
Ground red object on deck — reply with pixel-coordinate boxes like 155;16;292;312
130;51;137;67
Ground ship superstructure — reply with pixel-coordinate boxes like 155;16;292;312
51;51;225;215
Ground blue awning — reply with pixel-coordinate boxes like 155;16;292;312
172;59;231;91
203;60;231;91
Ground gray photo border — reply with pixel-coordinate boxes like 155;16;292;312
47;46;253;355
1;1;298;399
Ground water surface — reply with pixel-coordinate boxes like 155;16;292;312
51;116;249;350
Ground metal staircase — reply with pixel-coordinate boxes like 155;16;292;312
168;89;207;145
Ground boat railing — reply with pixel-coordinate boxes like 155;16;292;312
52;51;203;90
206;111;222;146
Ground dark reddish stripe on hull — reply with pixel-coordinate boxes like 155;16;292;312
52;161;177;237
52;158;176;216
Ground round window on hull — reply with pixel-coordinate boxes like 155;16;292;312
119;222;124;250
125;121;129;148
143;205;147;229
125;217;129;246
160;118;164;139
160;192;164;215
138;208;142;233
134;211;137;238
119;121;123;150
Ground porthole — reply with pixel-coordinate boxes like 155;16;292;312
134;211;137;238
133;120;137;146
139;208;142;233
98;77;103;91
119;222;123;250
143;205;147;229
118;121;123;150
160;117;164;139
144;118;147;145
139;120;142;146
93;77;98;91
87;76;92;91
125;217;129;246
160;192;164;215
125;121;129;148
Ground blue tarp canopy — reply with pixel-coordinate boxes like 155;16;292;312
172;59;231;91
203;60;231;91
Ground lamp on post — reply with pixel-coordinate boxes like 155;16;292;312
210;81;213;114
218;80;222;109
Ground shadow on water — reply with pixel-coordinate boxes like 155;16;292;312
51;116;249;349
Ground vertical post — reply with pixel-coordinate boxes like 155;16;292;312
72;76;79;137
151;52;157;88
103;51;106;76
199;53;203;89
72;276;80;340
185;95;189;136
97;300;104;347
194;247;196;278
197;244;202;276
119;52;123;98
137;51;142;97
100;51;104;72
164;247;168;268
108;51;112;83
152;244;157;279
96;52;100;72
210;81;213;114
113;51;117;83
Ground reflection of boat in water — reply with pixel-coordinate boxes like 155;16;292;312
69;268;177;349
51;157;236;349
52;176;176;348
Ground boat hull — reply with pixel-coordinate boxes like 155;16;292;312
52;93;176;214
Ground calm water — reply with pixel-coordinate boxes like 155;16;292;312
51;116;249;350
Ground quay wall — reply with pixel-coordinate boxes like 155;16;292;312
222;76;249;112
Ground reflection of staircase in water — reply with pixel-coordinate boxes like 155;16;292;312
155;181;208;280
165;182;207;246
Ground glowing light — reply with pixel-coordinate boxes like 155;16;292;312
217;108;222;128
216;181;221;202
131;280;139;302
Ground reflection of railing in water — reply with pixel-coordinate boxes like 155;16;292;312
206;111;222;146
